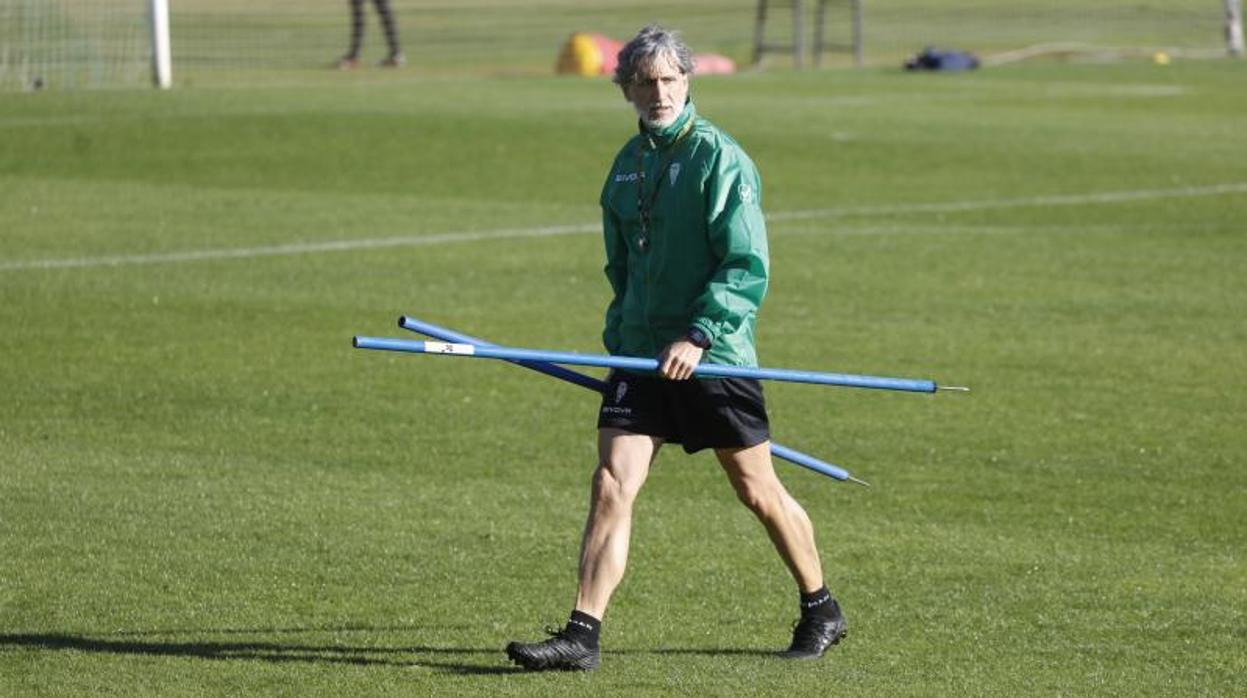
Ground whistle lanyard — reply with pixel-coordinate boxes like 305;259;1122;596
635;119;695;252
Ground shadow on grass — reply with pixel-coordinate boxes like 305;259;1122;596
0;632;778;675
0;632;517;674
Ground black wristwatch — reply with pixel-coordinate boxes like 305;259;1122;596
686;327;712;350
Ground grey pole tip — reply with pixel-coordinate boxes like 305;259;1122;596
848;475;871;488
940;385;971;393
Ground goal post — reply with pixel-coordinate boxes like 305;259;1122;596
1229;0;1245;57
149;0;171;88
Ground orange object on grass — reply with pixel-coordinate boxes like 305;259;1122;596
556;32;736;77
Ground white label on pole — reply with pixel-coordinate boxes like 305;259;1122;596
424;341;475;355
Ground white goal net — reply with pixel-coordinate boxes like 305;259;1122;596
0;0;151;91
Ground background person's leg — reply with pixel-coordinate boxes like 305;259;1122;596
341;0;366;64
371;0;404;64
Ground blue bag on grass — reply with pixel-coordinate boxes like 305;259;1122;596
904;47;980;71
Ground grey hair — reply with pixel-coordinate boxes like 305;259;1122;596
612;25;695;86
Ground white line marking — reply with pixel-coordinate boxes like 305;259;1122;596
765;182;1247;222
0;224;598;271
3;182;1244;272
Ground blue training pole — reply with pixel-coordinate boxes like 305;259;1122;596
391;315;866;485
353;336;944;394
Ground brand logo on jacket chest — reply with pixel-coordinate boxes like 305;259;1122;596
614;164;682;186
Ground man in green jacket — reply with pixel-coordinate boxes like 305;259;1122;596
506;25;846;671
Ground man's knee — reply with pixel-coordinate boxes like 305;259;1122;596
730;474;783;515
591;460;645;510
718;444;784;514
592;430;657;510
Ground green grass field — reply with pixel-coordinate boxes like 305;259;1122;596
172;0;1237;81
2;57;1245;695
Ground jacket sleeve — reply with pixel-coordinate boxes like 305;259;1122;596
601;204;628;355
689;145;769;344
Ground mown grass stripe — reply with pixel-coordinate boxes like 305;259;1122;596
3;181;1244;272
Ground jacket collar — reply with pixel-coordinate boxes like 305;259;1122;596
639;101;696;151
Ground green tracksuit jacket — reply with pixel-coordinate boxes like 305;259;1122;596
600;101;769;367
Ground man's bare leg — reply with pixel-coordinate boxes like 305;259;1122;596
716;440;823;591
575;428;662;618
506;428;660;671
717;440;846;658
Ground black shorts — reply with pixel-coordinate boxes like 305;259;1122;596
597;372;770;454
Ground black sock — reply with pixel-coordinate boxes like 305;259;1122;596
563;610;601;647
799;586;837;619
